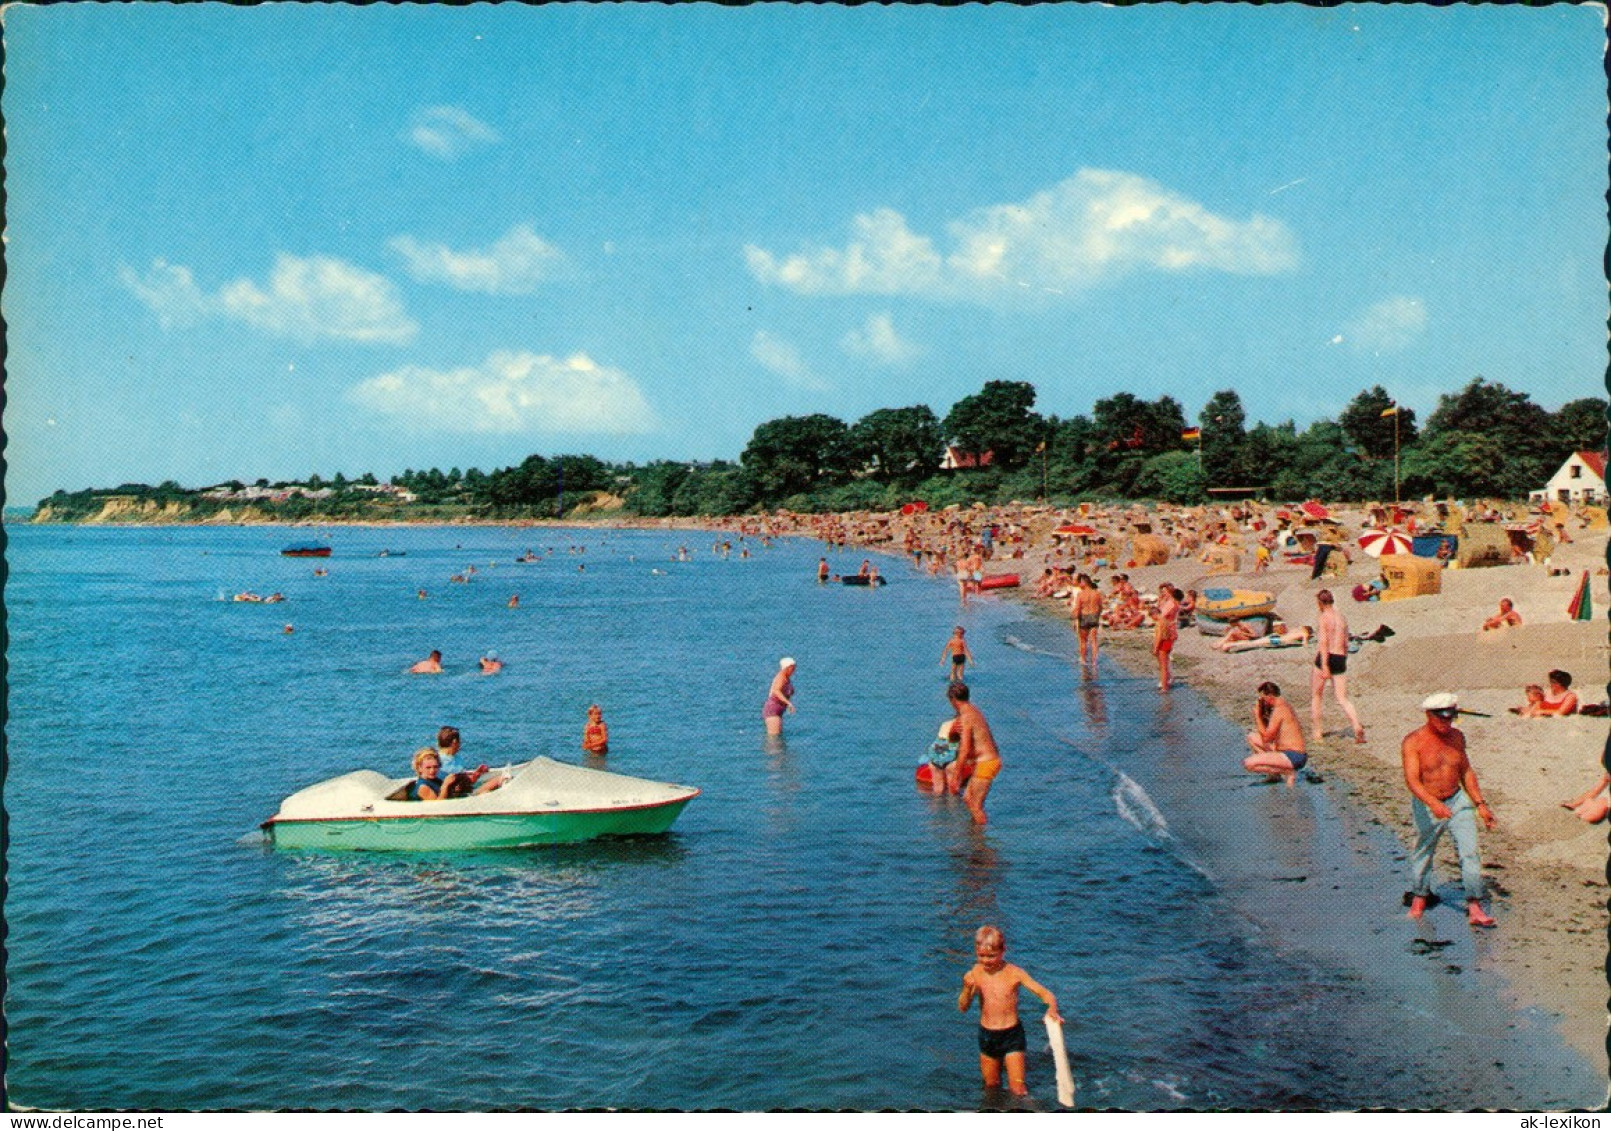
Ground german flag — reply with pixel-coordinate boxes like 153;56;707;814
1181;427;1201;441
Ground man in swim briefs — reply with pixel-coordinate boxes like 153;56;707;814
958;925;1061;1097
1244;681;1308;786
1402;692;1497;928
1071;574;1103;669
1310;589;1364;745
948;682;1001;825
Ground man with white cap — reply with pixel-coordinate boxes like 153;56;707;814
1401;692;1497;927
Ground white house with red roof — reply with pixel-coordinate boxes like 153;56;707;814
940;446;994;470
1533;451;1607;505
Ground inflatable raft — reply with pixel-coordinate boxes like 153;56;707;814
977;574;1020;591
916;758;972;788
1196;587;1276;621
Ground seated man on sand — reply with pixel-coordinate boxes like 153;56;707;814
1562;772;1610;824
1481;598;1522;631
1244;681;1308;786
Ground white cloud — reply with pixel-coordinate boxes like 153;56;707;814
119;260;210;327
389;225;569;294
746;169;1299;302
1346;295;1428;353
745;209;944;297
841;312;920;366
405;105;500;159
123;255;417;345
348;350;658;435
750;331;831;392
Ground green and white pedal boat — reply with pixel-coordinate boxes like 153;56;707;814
262;756;699;851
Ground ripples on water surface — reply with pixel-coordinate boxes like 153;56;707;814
3;525;1592;1109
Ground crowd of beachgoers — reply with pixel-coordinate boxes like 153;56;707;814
664;495;1610;1074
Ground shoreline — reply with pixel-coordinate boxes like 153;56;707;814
898;512;1609;1078
683;502;1610;1079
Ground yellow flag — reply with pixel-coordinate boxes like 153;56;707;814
1380;405;1399;417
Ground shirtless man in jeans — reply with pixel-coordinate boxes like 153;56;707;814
1403;692;1497;928
1310;589;1365;744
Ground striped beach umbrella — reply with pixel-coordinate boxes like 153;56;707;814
1568;570;1593;621
1358;528;1413;558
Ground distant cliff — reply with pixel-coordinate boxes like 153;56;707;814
27;490;628;525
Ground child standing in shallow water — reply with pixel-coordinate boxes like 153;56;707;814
581;704;609;756
958;925;1061;1097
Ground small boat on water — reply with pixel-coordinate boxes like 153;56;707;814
262;756;699;851
840;574;887;587
376;549;407;558
281;544;332;558
977;574;1020;591
1196;587;1276;621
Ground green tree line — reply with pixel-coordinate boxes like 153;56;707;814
34;377;1606;520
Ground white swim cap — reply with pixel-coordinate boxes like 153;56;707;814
1421;692;1458;712
780;657;796;669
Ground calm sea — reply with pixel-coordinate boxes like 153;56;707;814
2;524;1595;1110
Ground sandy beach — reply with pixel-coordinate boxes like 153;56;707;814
682;500;1609;1079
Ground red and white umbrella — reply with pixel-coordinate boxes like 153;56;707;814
1056;523;1098;537
1358;528;1413;557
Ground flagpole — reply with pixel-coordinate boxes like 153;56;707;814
1381;402;1401;506
1394;406;1400;506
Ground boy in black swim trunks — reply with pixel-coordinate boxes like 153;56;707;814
941;625;977;682
958;925;1062;1097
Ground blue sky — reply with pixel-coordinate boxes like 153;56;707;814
4;3;1605;504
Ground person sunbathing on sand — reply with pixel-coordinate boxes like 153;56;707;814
1509;684;1547;716
1481;598;1521;631
1562;772;1610;824
1210;619;1260;650
1533;673;1572;718
1216;625;1313;654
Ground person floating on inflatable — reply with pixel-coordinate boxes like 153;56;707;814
918;718;964;794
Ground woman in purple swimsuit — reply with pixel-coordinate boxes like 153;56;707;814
763;657;798;736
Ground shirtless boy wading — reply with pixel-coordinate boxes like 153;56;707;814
958;926;1061;1097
